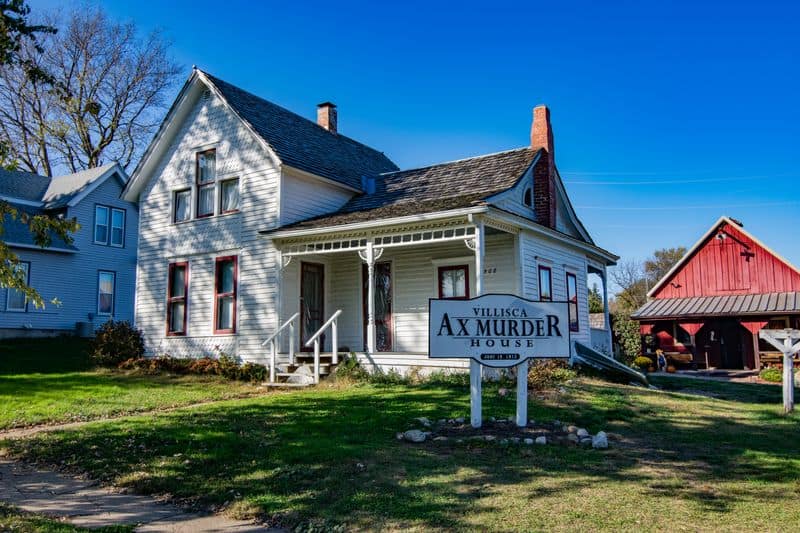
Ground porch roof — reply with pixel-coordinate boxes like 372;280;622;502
632;292;800;321
272;147;540;231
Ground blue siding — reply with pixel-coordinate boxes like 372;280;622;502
0;173;138;333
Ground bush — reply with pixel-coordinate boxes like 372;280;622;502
527;360;576;391
760;367;782;383
633;356;653;372
90;321;145;367
116;353;268;383
333;353;370;381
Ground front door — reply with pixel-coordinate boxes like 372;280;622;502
363;262;393;352
300;262;325;352
720;320;744;369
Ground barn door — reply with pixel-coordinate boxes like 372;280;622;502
300;262;325;352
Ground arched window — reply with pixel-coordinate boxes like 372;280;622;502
523;187;532;207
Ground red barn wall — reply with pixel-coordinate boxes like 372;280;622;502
653;222;800;299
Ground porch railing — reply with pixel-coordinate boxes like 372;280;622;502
262;312;299;383
305;309;342;384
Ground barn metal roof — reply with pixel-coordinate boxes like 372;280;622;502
632;292;800;320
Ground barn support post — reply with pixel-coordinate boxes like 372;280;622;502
470;221;485;428
759;329;800;413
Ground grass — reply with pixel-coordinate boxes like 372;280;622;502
3;375;799;531
0;338;265;430
0;503;133;532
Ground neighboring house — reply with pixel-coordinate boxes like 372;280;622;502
633;216;800;370
0;163;137;337
122;68;617;376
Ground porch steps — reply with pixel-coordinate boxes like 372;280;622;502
261;352;347;388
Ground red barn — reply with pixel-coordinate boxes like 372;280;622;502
632;216;800;370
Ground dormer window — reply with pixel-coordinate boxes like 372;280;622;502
523;187;532;207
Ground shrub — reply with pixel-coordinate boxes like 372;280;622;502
90;321;145;367
613;313;642;366
633;356;653;371
333;353;370;381
239;362;268;382
527;360;576;391
760;367;783;383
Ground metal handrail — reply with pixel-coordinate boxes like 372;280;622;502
304;309;342;384
262;312;299;383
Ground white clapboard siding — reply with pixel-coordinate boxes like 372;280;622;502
280;169;354;226
135;85;280;360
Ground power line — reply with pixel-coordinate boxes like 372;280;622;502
575;201;800;210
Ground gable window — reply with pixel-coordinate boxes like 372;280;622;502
94;206;109;244
97;271;116;315
196;149;216;218
566;272;579;332
214;256;237;333
167;262;188;335
538;265;552;302
6;262;30;312
174;189;191;223
523;187;532;207
219;178;239;214
438;265;469;300
110;209;125;247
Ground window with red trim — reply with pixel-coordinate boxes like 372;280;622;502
214;256;237;333
566;272;579;332
538;265;552;302
438;265;469;299
196;149;216;218
167;262;188;335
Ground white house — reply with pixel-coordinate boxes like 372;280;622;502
0;163;137;337
122;68;617;380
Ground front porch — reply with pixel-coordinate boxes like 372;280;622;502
262;211;612;383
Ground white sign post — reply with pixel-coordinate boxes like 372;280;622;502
429;293;571;427
759;329;800;413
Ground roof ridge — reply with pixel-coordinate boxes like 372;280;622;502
198;70;395;163
379;146;534;176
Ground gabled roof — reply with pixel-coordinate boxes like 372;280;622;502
0;163;125;209
201;72;398;189
275;147;540;230
647;216;800;297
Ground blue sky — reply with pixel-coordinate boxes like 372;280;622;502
31;0;800;272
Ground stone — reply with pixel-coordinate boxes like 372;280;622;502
592;431;609;449
498;387;509;397
567;425;579;434
558;387;567;394
489;416;496;422
438;419;447;425
433;436;448;442
484;435;496;442
395;432;404;440
528;420;536;426
403;430;428;443
414;417;432;427
523;438;534;445
580;437;593;446
535;436;547;445
567;433;579;444
500;439;509;445
455;417;465;424
552;419;561;426
509;437;520;444
577;428;589;438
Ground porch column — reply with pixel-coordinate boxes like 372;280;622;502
470;222;485;428
364;242;376;354
602;267;612;353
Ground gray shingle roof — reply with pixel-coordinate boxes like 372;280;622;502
0;163;119;209
275;147;539;231
0;167;51;201
1;203;78;252
632;292;800;320
202;72;398;190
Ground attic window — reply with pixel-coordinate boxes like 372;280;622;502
523;187;532;207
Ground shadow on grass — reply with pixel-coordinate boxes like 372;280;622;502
0;337;91;374
5;380;800;529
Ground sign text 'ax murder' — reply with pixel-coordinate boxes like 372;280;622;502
428;294;570;368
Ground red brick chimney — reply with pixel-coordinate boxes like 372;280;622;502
531;105;556;229
317;102;337;133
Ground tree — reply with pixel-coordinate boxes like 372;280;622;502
588;283;604;314
1;0;77;308
610;258;649;313
644;247;686;286
0;5;180;175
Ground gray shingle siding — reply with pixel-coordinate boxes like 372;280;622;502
0;176;138;333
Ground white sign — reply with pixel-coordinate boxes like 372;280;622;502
428;293;570;367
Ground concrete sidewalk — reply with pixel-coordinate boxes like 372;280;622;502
0;459;277;532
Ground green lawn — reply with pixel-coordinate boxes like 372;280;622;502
4;376;799;531
0;338;265;429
